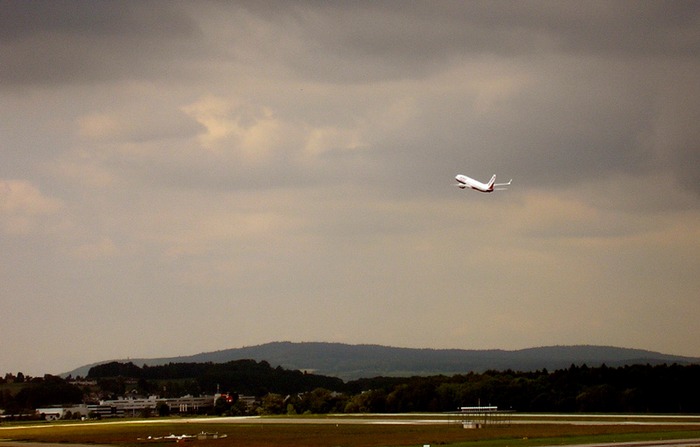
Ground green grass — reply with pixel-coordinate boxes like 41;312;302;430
445;429;700;447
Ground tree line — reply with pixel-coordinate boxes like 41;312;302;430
344;363;700;413
2;361;700;416
87;359;345;397
0;374;83;414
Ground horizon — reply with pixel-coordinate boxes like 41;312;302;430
53;341;700;378
2;2;699;376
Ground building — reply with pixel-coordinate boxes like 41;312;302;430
36;405;89;421
456;406;513;429
95;395;216;417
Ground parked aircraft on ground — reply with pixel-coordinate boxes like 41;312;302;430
455;174;511;193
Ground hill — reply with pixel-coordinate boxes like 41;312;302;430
63;342;700;380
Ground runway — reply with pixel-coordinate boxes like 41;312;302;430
540;440;700;447
2;414;700;447
4;413;700;429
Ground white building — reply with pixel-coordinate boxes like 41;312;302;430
36;405;89;421
96;395;216;417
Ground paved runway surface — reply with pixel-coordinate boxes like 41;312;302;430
3;415;700;447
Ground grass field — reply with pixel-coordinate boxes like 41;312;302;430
2;416;700;447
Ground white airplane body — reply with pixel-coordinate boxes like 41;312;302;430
455;174;511;193
164;434;195;441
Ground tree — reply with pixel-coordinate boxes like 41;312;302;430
87;362;141;378
345;389;387;413
157;401;170;417
14;376;83;410
258;393;285;415
576;384;621;412
298;388;346;414
137;378;158;396
96;377;126;398
140;406;152;418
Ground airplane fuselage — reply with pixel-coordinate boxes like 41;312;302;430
455;174;495;193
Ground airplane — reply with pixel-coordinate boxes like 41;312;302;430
455;174;511;193
164;434;195;441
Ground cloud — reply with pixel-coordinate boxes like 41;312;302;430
0;179;63;235
76;105;202;145
650;66;700;195
3;1;698;196
231;2;700;82
181;95;304;164
70;237;118;260
1;1;700;375
0;1;200;86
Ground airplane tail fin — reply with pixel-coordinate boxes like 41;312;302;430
487;175;496;189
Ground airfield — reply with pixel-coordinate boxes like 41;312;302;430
2;414;700;447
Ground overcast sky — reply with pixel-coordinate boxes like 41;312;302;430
2;1;699;376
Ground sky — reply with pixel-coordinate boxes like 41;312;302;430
1;1;700;377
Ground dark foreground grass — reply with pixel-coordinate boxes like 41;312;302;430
2;420;700;447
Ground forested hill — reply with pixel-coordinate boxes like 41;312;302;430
86;359;344;397
64;342;699;380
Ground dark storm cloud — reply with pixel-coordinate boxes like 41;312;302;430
0;0;194;39
0;0;200;85
4;1;699;85
214;1;700;198
235;1;700;82
4;0;693;195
